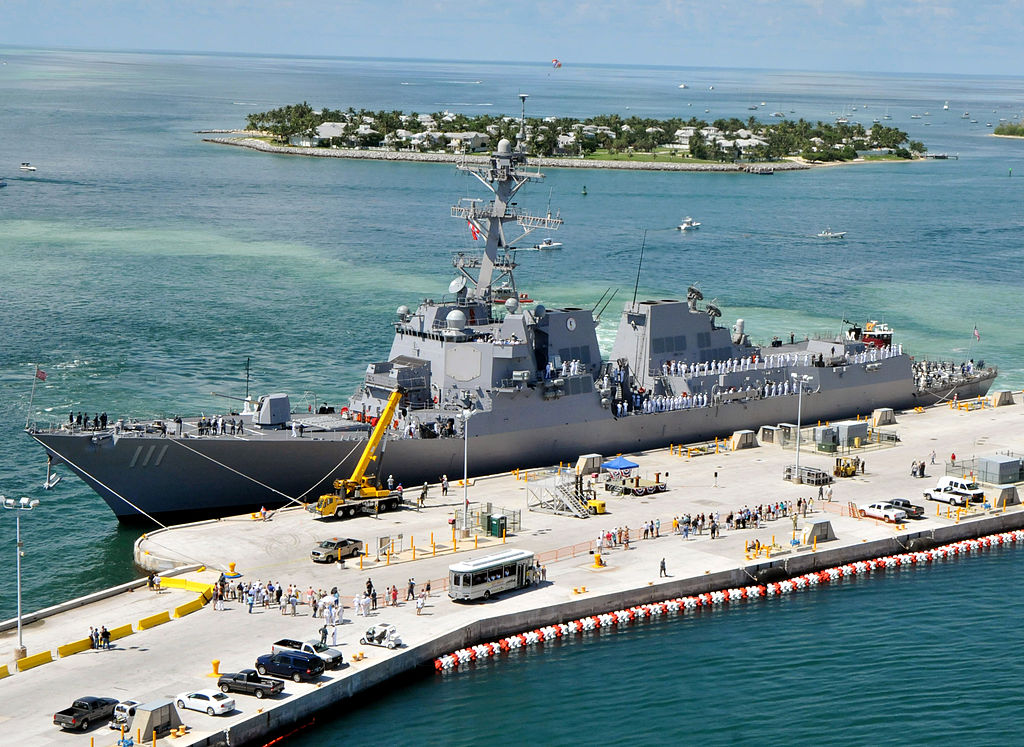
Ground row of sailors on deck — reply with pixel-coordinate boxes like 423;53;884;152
544;359;584;379
659;345;903;379
618;375;807;418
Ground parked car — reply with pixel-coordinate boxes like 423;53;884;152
861;502;907;523
888;498;925;518
311;537;364;563
108;699;141;730
255;650;325;683
271;638;343;669
175;689;235;716
54;696;119;731
218;669;285;699
924;476;984;505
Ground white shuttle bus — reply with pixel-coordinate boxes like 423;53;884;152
448;549;537;601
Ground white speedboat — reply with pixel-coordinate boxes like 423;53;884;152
534;237;563;250
19;162;36;171
817;227;846;239
678;217;701;231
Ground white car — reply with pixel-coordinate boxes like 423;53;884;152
861;502;907;523
175;690;235;716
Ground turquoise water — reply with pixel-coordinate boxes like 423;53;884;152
1;48;1023;741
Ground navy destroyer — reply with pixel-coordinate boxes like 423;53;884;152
28;139;996;524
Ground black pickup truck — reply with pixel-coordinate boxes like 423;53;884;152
218;669;286;698
54;696;119;731
889;497;925;519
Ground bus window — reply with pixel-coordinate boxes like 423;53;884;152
451;574;460;587
472;571;487;585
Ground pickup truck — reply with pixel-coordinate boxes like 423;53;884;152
54;696;119;731
861;502;907;523
924;476;984;506
311;537;364;563
271;638;343;669
888;498;925;518
218;669;286;698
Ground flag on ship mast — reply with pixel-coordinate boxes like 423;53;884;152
974;325;980;341
467;219;480;240
35;367;47;381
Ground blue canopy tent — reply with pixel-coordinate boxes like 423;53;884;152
601;456;639;475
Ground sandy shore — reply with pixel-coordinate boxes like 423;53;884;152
202;136;811;173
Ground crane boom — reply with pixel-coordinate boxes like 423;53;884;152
349;388;404;484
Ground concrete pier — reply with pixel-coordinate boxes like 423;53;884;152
2;398;1022;745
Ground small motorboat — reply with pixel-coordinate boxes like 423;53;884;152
19;162;36;171
534;237;563;250
817;227;846;239
678;217;701;231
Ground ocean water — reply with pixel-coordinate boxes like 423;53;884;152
1;48;1023;741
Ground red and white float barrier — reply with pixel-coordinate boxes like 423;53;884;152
434;529;1024;670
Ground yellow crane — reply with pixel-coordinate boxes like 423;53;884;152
309;388;405;519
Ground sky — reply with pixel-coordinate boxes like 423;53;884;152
3;0;1023;75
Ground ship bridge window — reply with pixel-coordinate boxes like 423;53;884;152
652;336;688;354
558;346;592;364
697;332;711;348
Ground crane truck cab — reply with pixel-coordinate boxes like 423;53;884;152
309;388;406;520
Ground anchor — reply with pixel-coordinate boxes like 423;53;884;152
43;455;61;490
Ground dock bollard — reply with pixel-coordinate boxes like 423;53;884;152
502;528;506;544
211;659;220;676
474;535;479;549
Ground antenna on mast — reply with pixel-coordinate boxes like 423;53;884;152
245;356;251;400
632;230;647;307
518;93;529;151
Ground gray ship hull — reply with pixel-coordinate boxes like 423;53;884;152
30;368;993;525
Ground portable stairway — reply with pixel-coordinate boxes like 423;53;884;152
526;474;591;518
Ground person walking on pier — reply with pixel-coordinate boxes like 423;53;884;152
407;578;416;600
419;483;428;507
441;475;449;497
659;558;667;577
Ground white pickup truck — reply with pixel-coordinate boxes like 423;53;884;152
861;502;907;523
924;476;984;506
270;638;343;669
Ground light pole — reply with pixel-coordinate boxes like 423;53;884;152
2;495;40;660
791;374;813;484
461;410;471;531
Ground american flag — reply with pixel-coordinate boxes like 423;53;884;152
35;367;46;381
974;326;980;341
467;219;480;241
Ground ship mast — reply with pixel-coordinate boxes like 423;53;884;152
450;138;562;302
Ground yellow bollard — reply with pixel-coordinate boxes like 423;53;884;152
412;543;416;561
813;536;817;552
502;528;506;544
359;554;363;570
430;531;434;545
153;729;157;747
474;535;479;549
454;536;457;552
451;525;456;546
386;551;390;566
936;504;940;517
138;728;141;743
228;562;236;574
432;542;436;557
211;659;220;676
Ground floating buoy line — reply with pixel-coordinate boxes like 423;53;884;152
435;529;1020;671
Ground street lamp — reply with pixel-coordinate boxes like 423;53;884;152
791;374;814;484
461;410;471;531
2;495;40;660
